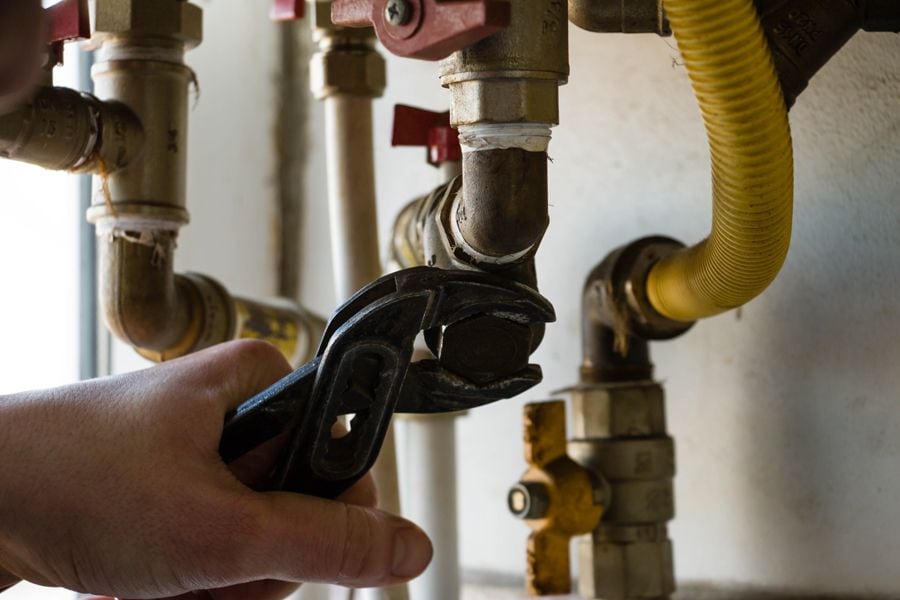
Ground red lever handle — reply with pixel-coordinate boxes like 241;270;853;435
332;0;509;60
272;0;305;20
44;0;89;67
392;105;461;165
46;0;90;43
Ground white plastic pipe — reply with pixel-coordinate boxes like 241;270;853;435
324;95;407;600
400;413;461;600
397;159;463;600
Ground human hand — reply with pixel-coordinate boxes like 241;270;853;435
0;340;432;599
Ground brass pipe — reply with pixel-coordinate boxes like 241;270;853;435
438;0;567;265
0;86;143;173
87;0;323;366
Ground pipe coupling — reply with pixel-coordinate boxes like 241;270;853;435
438;0;568;126
584;237;694;343
310;3;386;99
566;381;676;600
0;86;143;173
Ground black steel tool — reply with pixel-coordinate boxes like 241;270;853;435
219;266;555;499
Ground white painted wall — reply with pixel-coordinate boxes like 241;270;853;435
301;28;900;595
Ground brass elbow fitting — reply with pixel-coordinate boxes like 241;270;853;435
0;86;143;173
582;237;694;343
94;222;322;365
436;0;567;265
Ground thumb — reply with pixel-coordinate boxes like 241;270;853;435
243;492;433;588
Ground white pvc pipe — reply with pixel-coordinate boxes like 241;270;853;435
324;95;407;600
400;414;461;600
324;96;382;301
397;158;462;599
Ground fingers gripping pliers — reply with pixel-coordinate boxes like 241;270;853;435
219;266;555;499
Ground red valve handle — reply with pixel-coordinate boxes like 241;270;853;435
392;105;461;165
45;0;90;67
332;0;509;60
272;0;305;20
46;0;90;43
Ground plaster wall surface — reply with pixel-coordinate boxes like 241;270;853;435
301;28;900;594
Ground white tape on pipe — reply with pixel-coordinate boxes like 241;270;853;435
94;215;183;237
457;123;552;153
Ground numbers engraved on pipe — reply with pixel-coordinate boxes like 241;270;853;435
771;10;824;57
542;0;563;34
167;128;179;154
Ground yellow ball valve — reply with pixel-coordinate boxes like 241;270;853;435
509;400;605;595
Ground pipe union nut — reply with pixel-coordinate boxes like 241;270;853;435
310;48;386;99
578;537;675;599
93;0;203;47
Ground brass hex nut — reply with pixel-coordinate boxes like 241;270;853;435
569;437;675;481
93;0;203;47
447;78;559;126
568;382;665;439
579;537;675;600
310;48;386;99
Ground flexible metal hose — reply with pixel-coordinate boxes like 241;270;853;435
646;0;794;322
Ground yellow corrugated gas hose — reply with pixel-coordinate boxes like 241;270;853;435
646;0;794;322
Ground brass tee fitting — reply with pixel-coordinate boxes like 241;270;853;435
0;86;143;173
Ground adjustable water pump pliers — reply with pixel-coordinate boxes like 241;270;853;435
218;266;555;499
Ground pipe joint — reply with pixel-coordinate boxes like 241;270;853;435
584;237;694;347
0;86;143;173
310;5;385;100
439;0;568;126
569;0;670;35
